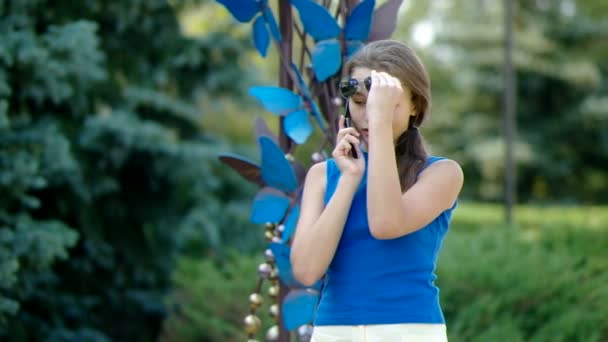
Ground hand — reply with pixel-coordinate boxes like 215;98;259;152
366;70;404;125
332;116;365;179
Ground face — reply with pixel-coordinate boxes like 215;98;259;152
348;67;416;147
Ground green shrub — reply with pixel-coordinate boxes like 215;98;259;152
160;251;275;342
438;225;608;341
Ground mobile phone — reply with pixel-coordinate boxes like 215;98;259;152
344;111;358;159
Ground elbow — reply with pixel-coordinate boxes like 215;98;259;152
291;255;322;287
369;219;401;240
294;272;320;288
369;226;395;240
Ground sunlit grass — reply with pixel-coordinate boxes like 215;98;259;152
453;202;608;231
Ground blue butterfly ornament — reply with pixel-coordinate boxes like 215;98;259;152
290;0;376;81
216;0;281;57
251;187;291;224
219;135;299;224
250;86;315;144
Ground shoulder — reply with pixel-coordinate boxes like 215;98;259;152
304;161;328;187
419;158;464;186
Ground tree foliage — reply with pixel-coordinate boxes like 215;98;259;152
404;0;608;203
0;0;258;340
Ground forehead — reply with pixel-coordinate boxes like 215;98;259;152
351;66;372;80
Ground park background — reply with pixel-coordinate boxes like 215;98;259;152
1;0;607;341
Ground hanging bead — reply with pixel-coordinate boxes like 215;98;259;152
258;262;273;279
249;293;264;309
268;285;279;298
311;152;325;163
332;96;343;106
265;230;275;241
264;248;275;263
297;324;314;342
269;304;279;320
265;325;279;342
285;154;295;162
269;267;278;281
265;223;275;230
244;314;262;335
271;236;282;244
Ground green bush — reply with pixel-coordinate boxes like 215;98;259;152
160;251;275;342
439;209;608;341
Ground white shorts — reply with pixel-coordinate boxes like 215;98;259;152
311;323;448;342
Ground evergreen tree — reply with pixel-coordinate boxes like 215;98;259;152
0;0;257;340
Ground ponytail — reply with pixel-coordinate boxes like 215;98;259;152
395;119;428;192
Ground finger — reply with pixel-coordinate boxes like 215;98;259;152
387;73;400;86
389;75;402;90
337;140;352;156
371;70;382;87
339;127;360;137
338;114;345;130
381;72;399;89
343;134;360;146
332;142;348;158
378;70;389;87
336;129;359;145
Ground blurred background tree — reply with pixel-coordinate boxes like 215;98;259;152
406;0;608;203
0;0;263;340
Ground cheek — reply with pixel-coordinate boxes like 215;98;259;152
349;103;365;119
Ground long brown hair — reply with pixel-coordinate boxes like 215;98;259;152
345;40;431;192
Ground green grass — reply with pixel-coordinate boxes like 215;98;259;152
452;202;608;231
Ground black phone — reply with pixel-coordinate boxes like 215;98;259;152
344;110;358;159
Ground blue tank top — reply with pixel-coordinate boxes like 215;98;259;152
313;151;456;326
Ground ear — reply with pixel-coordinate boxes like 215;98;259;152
410;105;417;117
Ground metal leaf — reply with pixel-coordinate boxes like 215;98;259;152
367;0;404;42
218;153;264;187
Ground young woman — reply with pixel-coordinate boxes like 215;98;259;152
290;40;464;341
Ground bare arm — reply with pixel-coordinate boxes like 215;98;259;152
290;161;361;286
367;121;463;239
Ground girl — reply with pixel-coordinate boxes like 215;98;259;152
290;40;464;341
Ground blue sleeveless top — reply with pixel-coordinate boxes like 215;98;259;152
313;152;456;326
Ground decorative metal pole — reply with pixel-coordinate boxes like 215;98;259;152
277;0;294;340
